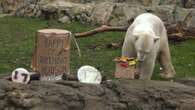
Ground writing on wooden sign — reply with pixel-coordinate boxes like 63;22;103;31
34;29;71;80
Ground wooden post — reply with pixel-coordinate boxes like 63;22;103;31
32;29;71;80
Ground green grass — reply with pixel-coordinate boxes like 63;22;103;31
0;16;195;79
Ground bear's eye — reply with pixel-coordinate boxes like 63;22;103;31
145;51;149;54
154;39;158;43
139;49;149;54
135;36;139;41
153;37;160;43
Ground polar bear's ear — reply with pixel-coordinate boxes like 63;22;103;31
153;36;160;42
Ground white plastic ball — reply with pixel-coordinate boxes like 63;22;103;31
11;68;30;84
77;65;102;84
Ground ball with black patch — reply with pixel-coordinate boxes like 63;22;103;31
11;68;30;84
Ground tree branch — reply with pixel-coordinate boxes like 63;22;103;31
74;23;195;41
74;25;128;38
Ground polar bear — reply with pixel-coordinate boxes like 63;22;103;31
122;13;176;80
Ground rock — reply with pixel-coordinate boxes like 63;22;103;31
174;6;192;23
91;2;115;25
113;5;145;26
58;16;71;23
184;0;195;8
15;3;41;17
161;0;183;6
175;78;195;87
0;0;24;13
111;0;153;6
0;0;41;17
36;0;195;26
173;6;195;28
1;0;195;27
180;100;195;110
143;5;195;28
145;5;176;23
185;10;195;28
0;5;3;14
91;3;146;26
1;79;195;110
71;3;94;24
40;0;94;23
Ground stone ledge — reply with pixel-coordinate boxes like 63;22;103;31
0;79;195;110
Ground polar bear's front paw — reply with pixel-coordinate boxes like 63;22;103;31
160;72;176;79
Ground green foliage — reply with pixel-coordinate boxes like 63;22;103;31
0;16;194;80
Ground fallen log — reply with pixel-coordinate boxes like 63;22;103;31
74;23;195;41
183;27;195;36
74;25;127;38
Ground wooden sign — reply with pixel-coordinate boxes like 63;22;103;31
32;29;71;80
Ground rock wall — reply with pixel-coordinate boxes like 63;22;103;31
1;79;195;110
0;0;195;27
0;0;41;17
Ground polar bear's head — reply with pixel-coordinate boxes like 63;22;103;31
133;32;160;62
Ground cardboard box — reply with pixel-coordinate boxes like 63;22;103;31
114;57;137;79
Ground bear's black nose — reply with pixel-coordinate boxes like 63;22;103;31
137;59;144;63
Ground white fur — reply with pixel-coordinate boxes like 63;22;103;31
122;13;176;80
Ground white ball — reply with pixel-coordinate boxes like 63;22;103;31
77;65;102;84
11;68;30;84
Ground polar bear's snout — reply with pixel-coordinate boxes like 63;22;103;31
137;52;146;62
134;34;154;62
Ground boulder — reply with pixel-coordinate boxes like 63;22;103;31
174;7;195;28
184;9;195;28
0;7;2;14
152;0;185;7
184;0;195;8
40;0;94;22
145;5;176;23
180;100;195;110
1;79;195;110
90;2;115;25
174;6;192;23
58;15;71;23
0;0;41;17
1;0;195;27
109;4;145;26
15;3;41;17
0;0;24;13
37;1;195;26
111;0;153;6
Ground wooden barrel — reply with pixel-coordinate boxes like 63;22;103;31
32;29;71;80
